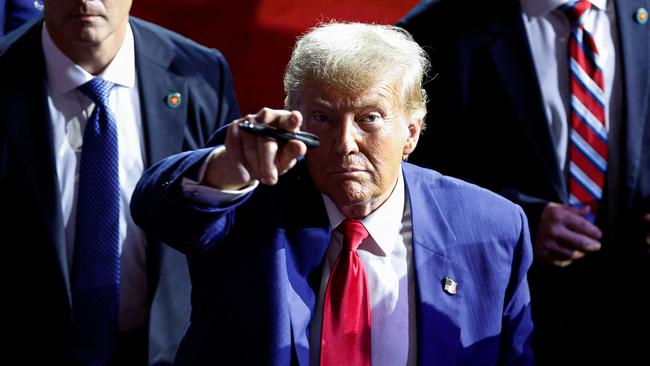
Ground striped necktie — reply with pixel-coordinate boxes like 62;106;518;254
562;0;608;221
72;78;120;365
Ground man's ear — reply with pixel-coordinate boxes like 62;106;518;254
403;117;423;158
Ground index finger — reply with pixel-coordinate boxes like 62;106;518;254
565;209;602;240
276;110;303;132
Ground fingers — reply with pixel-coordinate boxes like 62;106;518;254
255;136;279;185
276;110;303;131
202;123;253;190
551;224;601;253
270;111;307;177
276;140;307;176
561;205;602;240
535;203;603;267
534;237;587;268
536;238;585;261
224;108;307;186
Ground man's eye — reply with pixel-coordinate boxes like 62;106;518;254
361;115;379;122
314;114;330;122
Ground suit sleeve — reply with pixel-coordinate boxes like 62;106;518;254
130;141;251;256
498;206;534;365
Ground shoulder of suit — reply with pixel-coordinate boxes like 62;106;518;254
0;17;44;84
129;16;228;68
403;161;522;218
399;0;510;34
0;16;42;56
405;163;527;244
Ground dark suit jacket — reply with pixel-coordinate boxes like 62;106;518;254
0;16;240;365
0;0;41;36
399;0;650;363
131;148;534;365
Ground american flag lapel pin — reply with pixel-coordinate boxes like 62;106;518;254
443;277;457;295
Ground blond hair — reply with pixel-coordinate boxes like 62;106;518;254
284;22;430;122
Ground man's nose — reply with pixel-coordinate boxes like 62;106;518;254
334;118;360;156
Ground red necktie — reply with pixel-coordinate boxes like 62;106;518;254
563;0;608;221
320;219;371;366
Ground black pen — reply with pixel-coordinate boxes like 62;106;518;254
237;119;320;149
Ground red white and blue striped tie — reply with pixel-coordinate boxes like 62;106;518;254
562;0;607;221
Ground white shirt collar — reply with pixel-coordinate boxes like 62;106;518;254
322;169;405;257
520;0;607;17
42;22;136;96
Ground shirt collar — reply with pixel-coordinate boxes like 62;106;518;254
322;168;405;257
42;22;136;97
520;0;607;17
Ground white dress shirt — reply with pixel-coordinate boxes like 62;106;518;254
309;171;417;366
42;23;148;333
183;160;417;365
520;0;621;171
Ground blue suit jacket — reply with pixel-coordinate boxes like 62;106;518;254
0;16;239;365
399;0;650;363
0;0;41;36
131;147;534;365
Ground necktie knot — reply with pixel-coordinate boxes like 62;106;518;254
560;0;592;27
338;219;369;251
78;78;114;106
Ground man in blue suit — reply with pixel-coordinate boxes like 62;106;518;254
399;0;650;364
0;0;239;364
131;22;534;365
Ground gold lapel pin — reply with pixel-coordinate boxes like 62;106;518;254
443;277;457;295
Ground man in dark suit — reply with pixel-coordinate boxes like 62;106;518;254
399;0;650;364
131;22;534;365
0;0;239;364
0;0;42;36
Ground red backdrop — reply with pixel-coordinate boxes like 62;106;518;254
132;0;420;115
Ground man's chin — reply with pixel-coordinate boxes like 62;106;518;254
73;30;107;45
327;185;376;212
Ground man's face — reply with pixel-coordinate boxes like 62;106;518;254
44;0;132;46
302;82;421;218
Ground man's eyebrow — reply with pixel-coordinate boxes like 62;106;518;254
307;96;387;111
309;97;333;109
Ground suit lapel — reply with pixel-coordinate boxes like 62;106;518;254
403;165;466;366
614;0;650;204
130;19;188;167
2;21;71;304
282;165;330;366
285;227;329;366
480;0;567;201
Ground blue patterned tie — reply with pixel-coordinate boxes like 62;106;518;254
72;78;120;365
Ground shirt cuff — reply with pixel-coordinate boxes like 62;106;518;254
181;146;258;206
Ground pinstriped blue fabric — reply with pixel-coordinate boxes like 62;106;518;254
72;78;120;366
